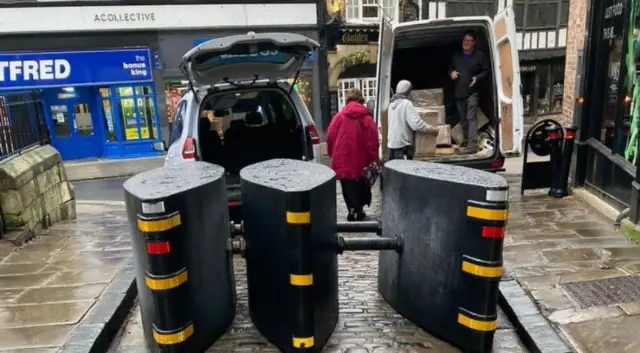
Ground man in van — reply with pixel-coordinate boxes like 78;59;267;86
387;80;439;160
449;30;489;154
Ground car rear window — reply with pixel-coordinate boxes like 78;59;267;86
199;88;299;136
193;42;297;71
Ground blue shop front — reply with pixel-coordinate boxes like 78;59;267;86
0;48;162;161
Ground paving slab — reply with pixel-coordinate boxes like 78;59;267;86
503;174;640;353
0;201;131;352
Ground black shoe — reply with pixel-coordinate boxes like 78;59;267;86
347;210;356;222
356;211;366;221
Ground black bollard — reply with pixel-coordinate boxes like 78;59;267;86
549;126;578;198
546;125;563;197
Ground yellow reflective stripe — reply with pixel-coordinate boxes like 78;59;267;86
138;213;182;232
466;206;508;221
286;211;311;224
458;313;497;332
145;269;188;290
290;274;313;286
153;323;194;345
462;261;503;278
293;336;315;348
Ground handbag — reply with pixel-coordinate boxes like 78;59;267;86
362;161;382;186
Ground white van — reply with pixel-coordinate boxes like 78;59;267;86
375;7;523;171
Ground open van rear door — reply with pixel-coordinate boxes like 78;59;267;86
376;15;394;160
493;7;523;155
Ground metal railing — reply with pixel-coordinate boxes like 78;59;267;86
0;91;50;161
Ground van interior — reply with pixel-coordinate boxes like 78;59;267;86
390;23;498;161
197;88;305;185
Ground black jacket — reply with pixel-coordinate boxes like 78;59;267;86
449;50;489;99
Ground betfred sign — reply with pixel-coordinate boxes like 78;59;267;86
0;60;71;82
0;49;153;90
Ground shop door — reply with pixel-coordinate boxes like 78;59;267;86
46;88;102;160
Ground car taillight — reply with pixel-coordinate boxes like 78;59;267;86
491;159;504;169
182;137;196;160
306;125;320;145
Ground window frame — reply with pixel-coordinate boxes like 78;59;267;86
345;0;396;23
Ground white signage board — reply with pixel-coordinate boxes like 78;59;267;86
0;3;318;34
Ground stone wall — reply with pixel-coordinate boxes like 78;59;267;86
0;145;76;242
562;0;589;126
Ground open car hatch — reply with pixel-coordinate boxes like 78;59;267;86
181;32;319;88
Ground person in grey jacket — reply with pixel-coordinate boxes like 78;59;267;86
387;80;438;160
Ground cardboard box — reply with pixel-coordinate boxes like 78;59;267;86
414;131;437;157
412;88;444;106
436;125;452;146
415;108;439;127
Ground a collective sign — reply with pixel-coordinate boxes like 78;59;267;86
0;48;153;90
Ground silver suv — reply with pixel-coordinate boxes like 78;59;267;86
155;32;321;221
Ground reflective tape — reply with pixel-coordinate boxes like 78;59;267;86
462;260;503;278
141;201;166;214
286;211;311;224
146;241;171;255
481;226;505;238
293;336;315;348
153;322;194;345
138;212;181;232
466;206;508;221
458;313;497;332
486;189;508;202
145;268;188;290
290;274;313;286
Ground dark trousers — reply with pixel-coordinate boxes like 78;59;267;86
340;179;371;212
456;93;479;148
389;145;414;160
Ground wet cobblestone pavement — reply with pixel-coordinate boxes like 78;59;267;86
0;201;130;353
504;175;640;353
108;183;528;353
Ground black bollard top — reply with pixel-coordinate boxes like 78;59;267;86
240;159;335;192
385;160;507;188
123;162;224;201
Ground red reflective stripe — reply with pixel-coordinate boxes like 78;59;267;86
565;130;576;139
548;132;559;139
228;201;241;207
482;226;504;238
147;241;171;255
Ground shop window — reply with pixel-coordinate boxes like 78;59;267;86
51;105;71;138
345;0;395;22
551;63;564;113
537;66;551;115
597;0;626;148
99;88;117;141
100;85;159;142
521;71;536;117
74;103;93;136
